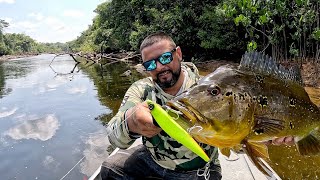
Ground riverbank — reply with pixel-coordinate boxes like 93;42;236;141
0;54;39;61
2;53;319;88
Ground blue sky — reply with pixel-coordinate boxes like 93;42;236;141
0;0;107;43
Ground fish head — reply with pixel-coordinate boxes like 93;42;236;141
167;65;255;147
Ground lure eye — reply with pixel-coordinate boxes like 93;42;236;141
207;86;221;96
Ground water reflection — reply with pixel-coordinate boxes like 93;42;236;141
66;86;87;94
5;114;60;141
0;107;18;118
0;55;112;179
79;61;144;123
0;64;5;97
80;130;111;176
43;155;60;171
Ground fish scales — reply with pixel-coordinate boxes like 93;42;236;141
166;51;320;176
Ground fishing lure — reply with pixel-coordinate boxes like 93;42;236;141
146;99;210;162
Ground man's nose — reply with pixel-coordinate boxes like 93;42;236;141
156;60;165;70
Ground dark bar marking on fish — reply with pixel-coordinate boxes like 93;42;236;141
255;75;264;83
289;122;294;129
238;93;245;100
225;92;233;96
289;98;297;107
258;96;268;107
254;128;264;135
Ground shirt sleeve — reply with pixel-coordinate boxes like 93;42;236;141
106;80;146;149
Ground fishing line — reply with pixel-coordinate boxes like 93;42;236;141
59;156;85;180
242;154;256;180
59;107;139;180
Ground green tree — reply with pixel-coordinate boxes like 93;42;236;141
0;19;10;55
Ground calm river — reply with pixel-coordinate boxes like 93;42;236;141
0;54;142;180
0;54;320;179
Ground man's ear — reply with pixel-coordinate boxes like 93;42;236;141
176;46;183;61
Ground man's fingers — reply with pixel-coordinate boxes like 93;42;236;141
140;123;161;137
142;129;161;138
284;136;295;145
272;137;285;145
272;136;294;146
141;123;161;131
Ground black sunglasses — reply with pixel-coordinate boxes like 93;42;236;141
142;48;177;71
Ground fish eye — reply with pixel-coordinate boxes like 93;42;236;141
207;86;221;96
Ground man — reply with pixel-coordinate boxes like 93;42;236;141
97;32;294;179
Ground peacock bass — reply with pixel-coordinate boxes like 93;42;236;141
165;51;320;176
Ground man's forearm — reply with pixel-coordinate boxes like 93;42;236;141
107;111;140;149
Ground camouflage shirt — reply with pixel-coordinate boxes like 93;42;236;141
107;62;219;171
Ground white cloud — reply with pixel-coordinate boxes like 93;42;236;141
44;16;65;28
63;9;84;18
4;19;39;34
0;0;15;4
28;12;44;21
13;21;39;31
2;2;100;42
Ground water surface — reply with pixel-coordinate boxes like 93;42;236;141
0;54;142;179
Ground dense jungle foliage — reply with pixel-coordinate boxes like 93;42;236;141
1;0;320;63
68;0;320;62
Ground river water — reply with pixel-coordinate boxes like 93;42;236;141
0;54;142;180
0;54;320;179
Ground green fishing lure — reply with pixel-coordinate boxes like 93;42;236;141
146;100;209;162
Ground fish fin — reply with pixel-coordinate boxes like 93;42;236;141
220;148;231;157
239;51;304;86
253;116;285;136
243;141;273;177
246;141;269;159
297;129;320;155
231;144;244;153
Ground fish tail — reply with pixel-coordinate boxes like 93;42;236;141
297;128;320;155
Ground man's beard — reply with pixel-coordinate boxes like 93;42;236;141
155;67;181;89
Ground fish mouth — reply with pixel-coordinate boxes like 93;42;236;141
166;99;208;124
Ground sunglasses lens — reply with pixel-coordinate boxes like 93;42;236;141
143;60;157;71
159;52;173;65
142;51;174;71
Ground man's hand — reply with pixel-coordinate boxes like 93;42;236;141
126;102;162;138
272;136;295;146
265;136;295;146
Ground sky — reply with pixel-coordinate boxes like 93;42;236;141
0;0;107;43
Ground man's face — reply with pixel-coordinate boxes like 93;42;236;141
141;40;182;89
